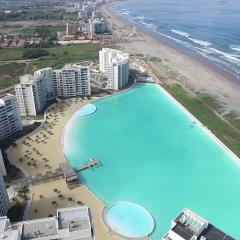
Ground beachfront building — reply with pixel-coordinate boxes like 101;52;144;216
0;172;10;216
0;206;93;239
15;63;91;116
52;63;91;97
0;94;22;140
34;68;54;100
163;208;234;240
0;149;7;176
99;48;129;90
15;74;48;116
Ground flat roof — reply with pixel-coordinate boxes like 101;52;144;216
172;223;194;240
199;224;235;240
21;217;58;239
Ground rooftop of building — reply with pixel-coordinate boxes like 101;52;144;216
63;62;91;70
166;209;235;240
0;206;92;240
0;94;15;107
19;74;43;85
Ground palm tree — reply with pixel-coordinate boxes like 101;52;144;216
77;201;83;205
34;209;38;214
68;197;73;202
51;201;57;207
53;188;58;193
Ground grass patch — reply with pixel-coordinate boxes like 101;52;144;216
163;84;240;157
196;91;226;114
0;63;26;89
224;111;240;130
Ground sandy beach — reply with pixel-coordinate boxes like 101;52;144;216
101;4;240;114
9;97;123;240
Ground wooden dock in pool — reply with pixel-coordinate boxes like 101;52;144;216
75;158;100;172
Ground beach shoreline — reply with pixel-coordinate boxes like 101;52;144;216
101;3;240;114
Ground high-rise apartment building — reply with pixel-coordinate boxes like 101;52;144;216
0;172;10;216
0;94;22;140
99;48;129;90
15;63;91;116
15;74;47;116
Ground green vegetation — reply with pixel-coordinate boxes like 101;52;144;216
22;48;49;59
0;63;26;89
0;4;65;21
164;84;240;157
21;25;65;40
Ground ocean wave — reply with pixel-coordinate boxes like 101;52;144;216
171;29;190;37
209;47;240;64
140;21;157;30
229;44;240;52
188;38;212;47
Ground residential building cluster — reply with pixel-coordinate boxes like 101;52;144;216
99;48;130;90
15;63;91;116
63;0;109;41
0;206;93;240
0;171;10;216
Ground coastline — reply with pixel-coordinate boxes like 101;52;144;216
101;3;240;114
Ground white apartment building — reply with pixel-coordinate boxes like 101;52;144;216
15;74;47;116
15;63;91;116
0;206;93;239
0;94;22;140
99;48;129;90
53;63;91;97
34;68;54;100
0;172;10;216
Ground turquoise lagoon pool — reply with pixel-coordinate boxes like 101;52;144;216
64;84;240;239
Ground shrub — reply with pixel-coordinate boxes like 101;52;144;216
22;48;49;59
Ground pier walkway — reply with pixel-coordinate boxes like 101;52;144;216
11;158;101;188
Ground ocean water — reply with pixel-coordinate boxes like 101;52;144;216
109;0;240;80
64;84;240;239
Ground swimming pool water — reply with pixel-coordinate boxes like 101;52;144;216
104;202;155;238
74;103;96;117
64;84;240;239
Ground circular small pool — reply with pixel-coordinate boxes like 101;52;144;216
103;202;155;239
74;104;96;117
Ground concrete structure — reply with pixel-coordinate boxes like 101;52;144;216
53;63;91;97
0;94;22;140
15;74;47;116
0;206;93;239
0;172;10;216
66;23;77;35
0;149;7;176
99;48;129;90
163;208;235;240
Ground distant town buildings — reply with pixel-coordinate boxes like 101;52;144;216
0;206;93;239
0;94;22;140
99;48;129;90
15;63;91;116
163;208;235;240
0;172;10;216
0;149;7;176
89;19;107;34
